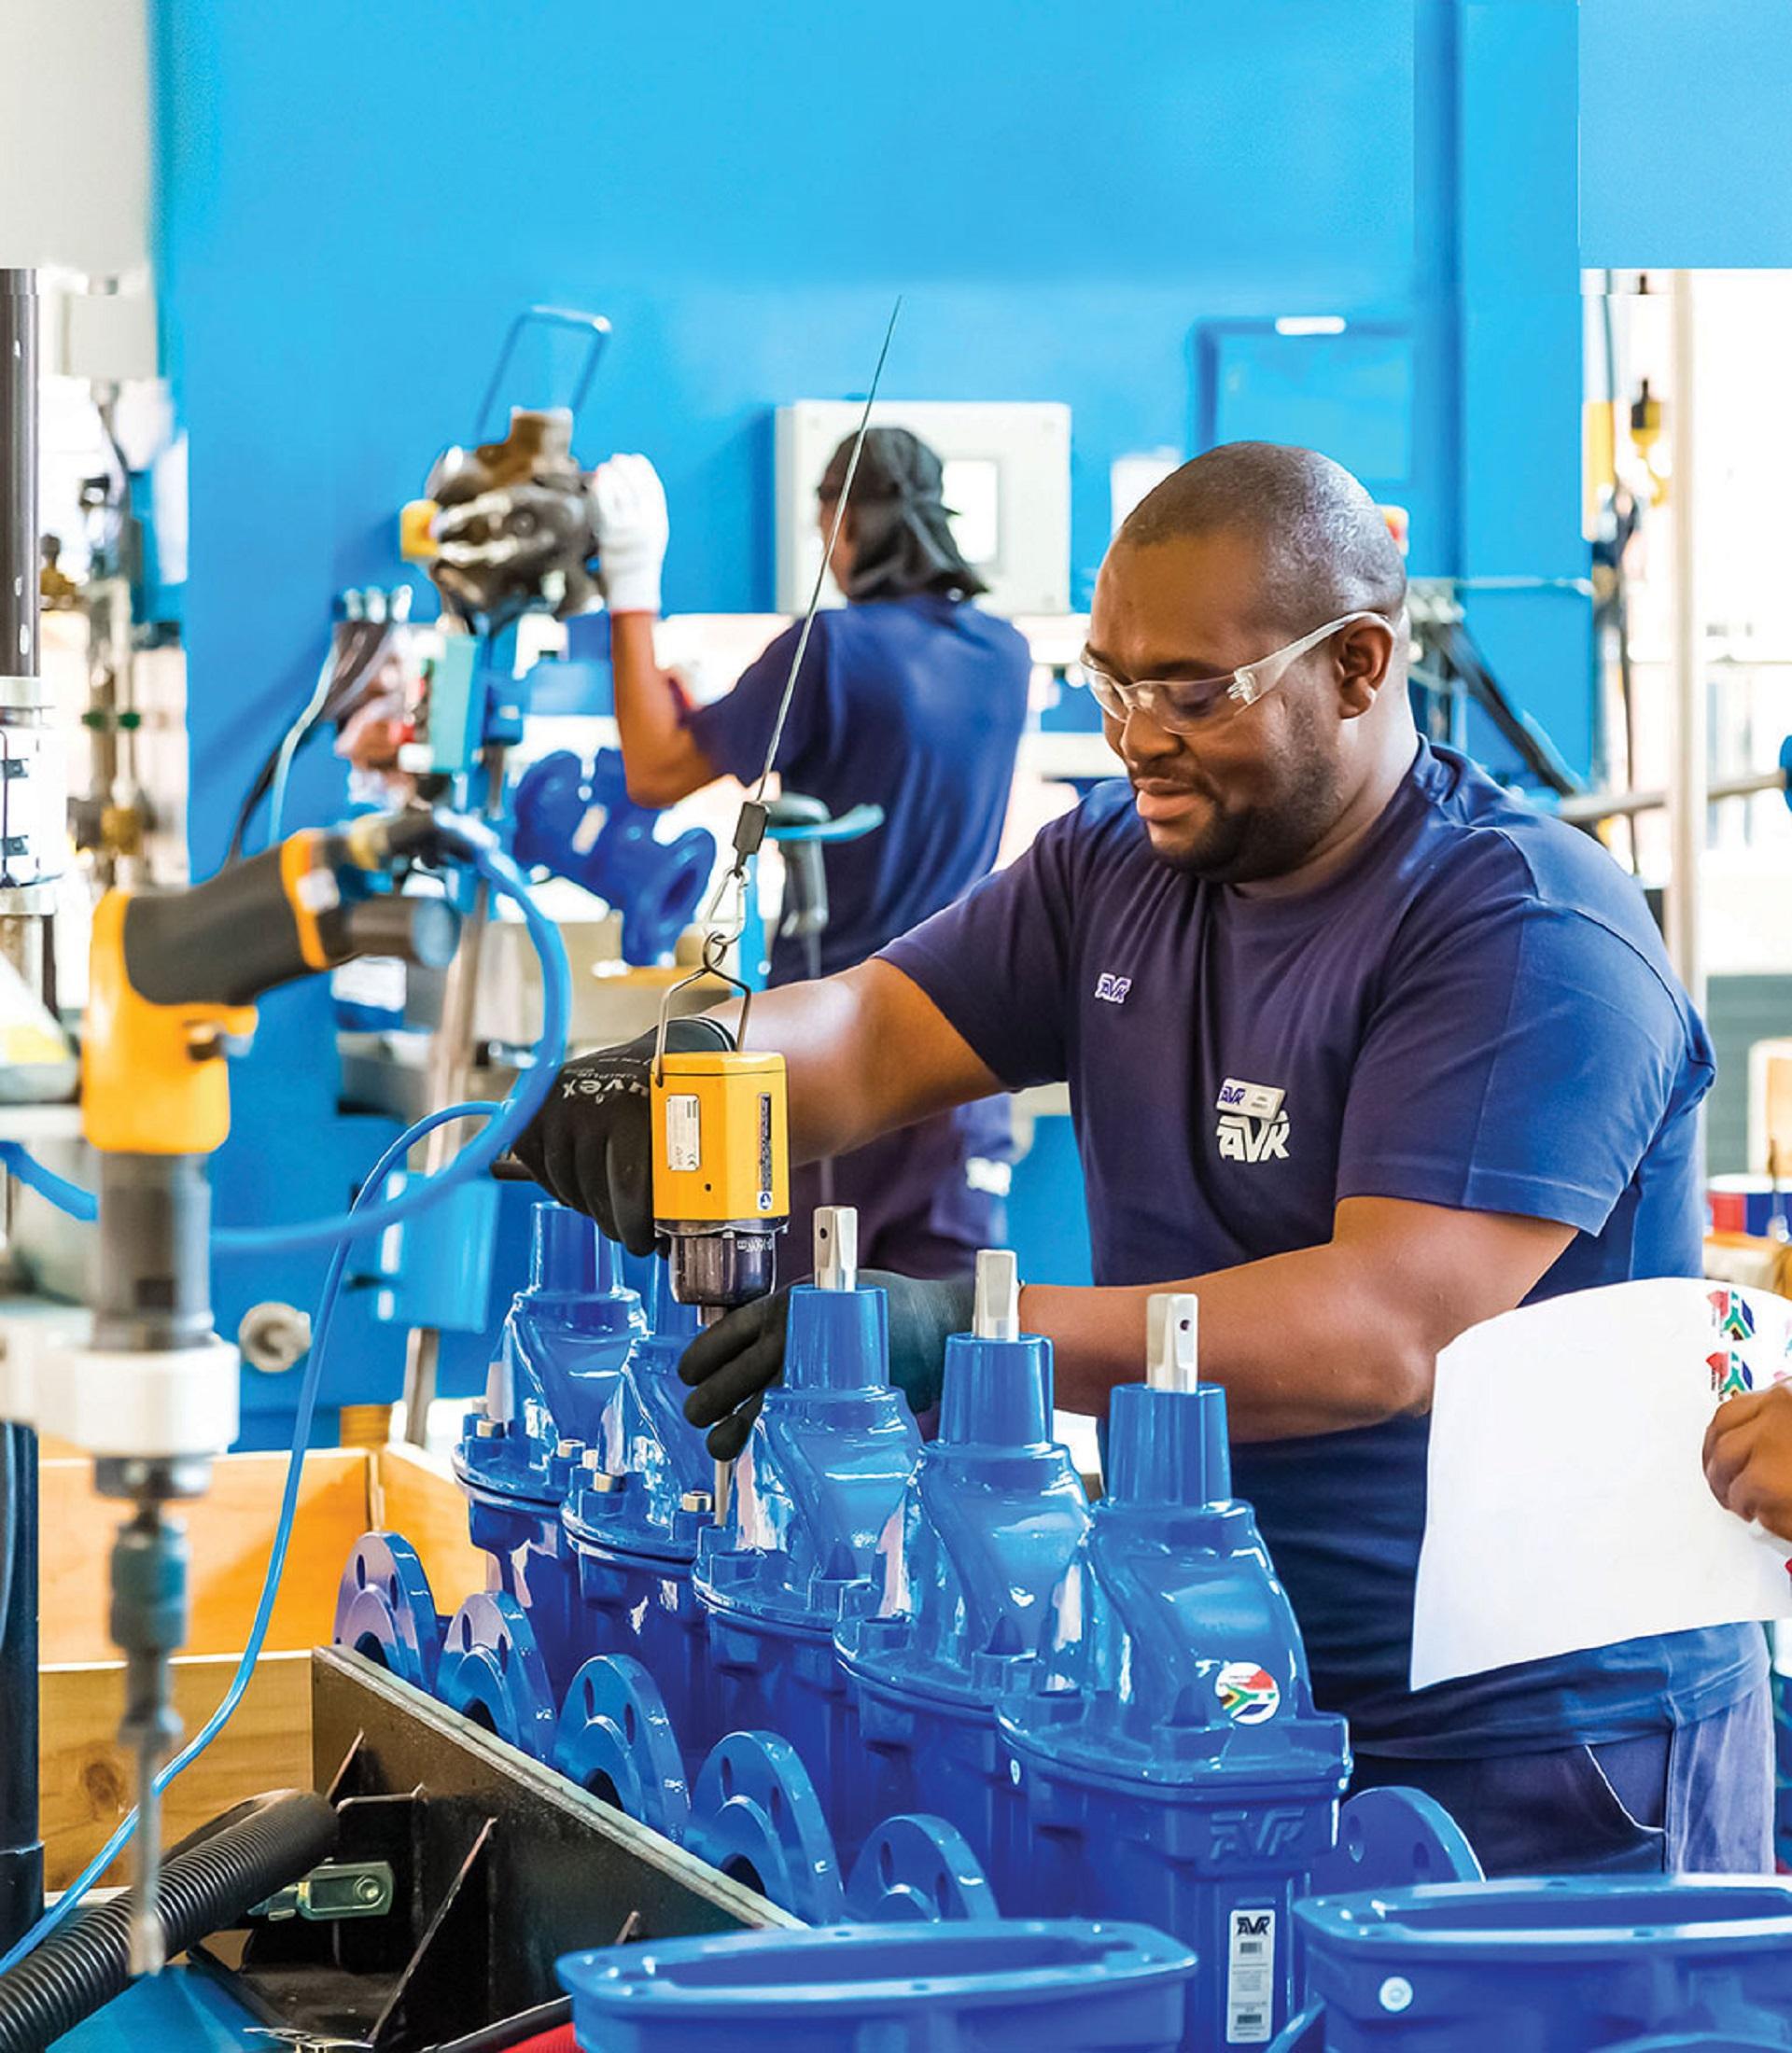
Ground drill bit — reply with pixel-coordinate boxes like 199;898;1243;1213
129;1734;164;1978
109;1493;189;1977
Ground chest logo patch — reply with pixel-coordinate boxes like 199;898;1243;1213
1216;1077;1290;1164
1094;972;1132;1005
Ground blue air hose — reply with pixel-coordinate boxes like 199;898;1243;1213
0;843;567;1250
213;842;567;1255
0;1145;95;1225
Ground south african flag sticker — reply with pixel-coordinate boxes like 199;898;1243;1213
1215;1662;1281;1725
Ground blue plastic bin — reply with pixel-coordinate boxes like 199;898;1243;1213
1279;1877;1792;2052
559;1920;1197;2052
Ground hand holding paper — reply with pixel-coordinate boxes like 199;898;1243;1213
1706;1381;1792;1541
1410;1278;1792;1692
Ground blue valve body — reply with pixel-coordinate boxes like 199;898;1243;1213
835;1323;1090;1898
563;1261;717;1770
999;1376;1350;2048
453;1202;643;1693
694;1280;919;1862
512;747;715;966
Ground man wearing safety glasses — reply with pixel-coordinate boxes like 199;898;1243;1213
518;440;1767;1878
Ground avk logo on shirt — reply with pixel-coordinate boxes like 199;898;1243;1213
1216;1077;1290;1163
1094;972;1131;1004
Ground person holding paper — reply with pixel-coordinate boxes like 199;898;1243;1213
519;441;1769;1879
1707;1383;1792;1540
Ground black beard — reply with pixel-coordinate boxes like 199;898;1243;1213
1138;763;1345;886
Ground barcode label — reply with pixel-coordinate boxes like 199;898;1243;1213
1226;1907;1276;2044
665;1094;702;1172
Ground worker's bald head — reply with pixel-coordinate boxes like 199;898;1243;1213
1089;443;1413;886
1116;441;1407;635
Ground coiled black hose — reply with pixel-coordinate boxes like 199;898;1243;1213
0;1788;337;2053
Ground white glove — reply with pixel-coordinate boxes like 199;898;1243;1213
590;453;669;615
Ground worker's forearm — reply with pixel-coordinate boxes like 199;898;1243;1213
609;612;713;804
1021;1242;1435;1438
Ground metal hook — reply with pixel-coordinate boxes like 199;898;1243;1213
651;942;756;1085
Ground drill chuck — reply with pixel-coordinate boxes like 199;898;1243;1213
663;1225;780;1314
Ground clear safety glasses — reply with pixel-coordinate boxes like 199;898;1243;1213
1078;609;1397;734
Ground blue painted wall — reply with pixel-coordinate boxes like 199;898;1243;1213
150;0;1590;1370
1581;0;1792;268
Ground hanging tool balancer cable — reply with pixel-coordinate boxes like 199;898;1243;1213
665;298;902;1068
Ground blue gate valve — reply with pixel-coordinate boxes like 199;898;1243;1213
999;1292;1351;2053
453;1203;644;1693
551;1653;693;1844
694;1207;919;1865
435;1590;559;1761
512;747;715;966
835;1248;1090;1897
563;1256;717;1772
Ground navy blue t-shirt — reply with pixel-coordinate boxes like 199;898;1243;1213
881;739;1763;1757
684;594;1031;985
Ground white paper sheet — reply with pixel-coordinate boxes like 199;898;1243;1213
1410;1278;1792;1690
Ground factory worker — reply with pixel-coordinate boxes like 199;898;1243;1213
581;428;1029;1283
516;440;1768;1880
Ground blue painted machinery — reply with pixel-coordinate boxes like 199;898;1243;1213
561;1261;713;1774
449;1201;644;1700
557;1920;1200;2053
336;1212;1484;2051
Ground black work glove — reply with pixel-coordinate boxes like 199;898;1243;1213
679;1269;976;1461
510;1015;734;1254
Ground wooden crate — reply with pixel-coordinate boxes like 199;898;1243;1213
38;1442;482;1888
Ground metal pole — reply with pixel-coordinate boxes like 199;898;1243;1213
1556;763;1785;828
1666;270;1706;1021
0;269;59;981
0;273;35;706
0;268;42;1954
399;740;505;1445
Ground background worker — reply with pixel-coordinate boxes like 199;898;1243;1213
487;426;1030;1282
516;440;1771;1879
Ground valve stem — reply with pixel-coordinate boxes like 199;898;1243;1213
1145;1293;1199;1392
813;1207;857;1292
973;1250;1020;1342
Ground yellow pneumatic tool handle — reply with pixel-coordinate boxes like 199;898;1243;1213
83;826;458;1158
